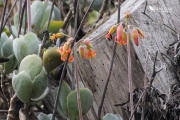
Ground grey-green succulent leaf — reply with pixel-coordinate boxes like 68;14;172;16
13;32;39;63
4;54;18;74
38;113;57;120
12;71;33;103
31;67;48;99
67;88;93;120
103;113;123;120
19;54;42;80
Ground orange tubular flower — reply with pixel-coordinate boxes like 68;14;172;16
116;23;123;43
132;28;139;46
118;31;127;45
84;39;92;49
105;32;112;40
79;46;85;59
109;25;116;34
55;32;64;38
57;42;73;62
105;25;116;40
50;34;56;43
86;49;96;59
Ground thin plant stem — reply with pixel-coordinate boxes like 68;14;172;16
97;1;121;120
40;0;56;57
0;0;8;38
52;0;95;119
27;0;31;32
127;25;134;120
2;0;18;29
76;63;83;120
129;90;146;120
18;0;27;37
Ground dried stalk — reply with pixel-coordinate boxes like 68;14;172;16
126;26;134;120
27;0;31;32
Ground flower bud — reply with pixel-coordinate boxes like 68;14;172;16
78;46;85;59
109;25;116;34
132;28;139;46
136;27;145;38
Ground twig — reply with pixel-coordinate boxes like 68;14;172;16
0;0;8;38
93;0;109;28
18;0;27;37
149;52;163;87
97;1;121;119
129;90;146;120
52;0;96;119
40;0;56;57
62;10;73;30
2;0;18;29
27;0;32;32
76;64;83;120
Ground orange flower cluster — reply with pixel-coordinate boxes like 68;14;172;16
105;11;145;46
49;32;64;43
105;24;145;46
57;37;74;62
78;39;96;60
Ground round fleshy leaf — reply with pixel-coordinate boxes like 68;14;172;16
31;67;48;99
31;1;46;30
1;40;13;57
67;88;93;120
19;54;42;80
40;6;55;29
54;81;71;116
0;32;9;57
103;113;121;120
38;113;57;120
12;71;32;103
31;87;49;105
43;47;63;73
4;54;18;74
13;32;39;63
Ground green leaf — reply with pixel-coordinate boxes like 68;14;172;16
4;54;18;74
43;47;63;73
31;1;46;30
40;6;55;29
0;32;9;57
12;71;33;103
67;88;93;120
19;54;42;80
13;32;39;63
1;40;13;57
31;87;49;104
103;113;122;120
54;81;71;116
42;20;64;33
14;13;26;29
31;67;48;99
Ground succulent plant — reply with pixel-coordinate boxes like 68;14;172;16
54;81;93;120
12;54;48;103
13;32;39;63
103;113;123;120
